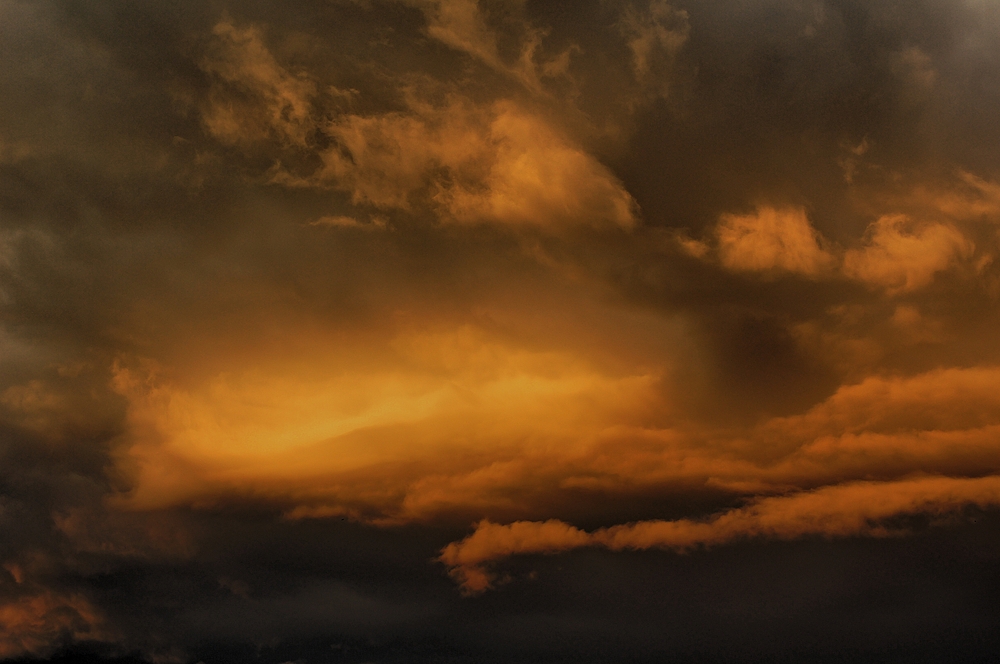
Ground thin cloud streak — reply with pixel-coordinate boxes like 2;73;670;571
442;475;1000;593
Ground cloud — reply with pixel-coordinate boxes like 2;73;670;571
891;46;937;93
0;592;112;659
5;0;1000;659
108;323;659;518
193;18;637;231
409;0;501;70
434;102;637;228
440;518;591;592
579;366;1000;495
106;292;1000;529
310;214;386;230
197;20;318;147
900;171;1000;221
307;97;638;229
714;207;834;276
702;202;980;293
404;0;611;97
622;0;689;90
307;95;489;211
441;474;1000;593
432;365;1000;592
843;214;973;293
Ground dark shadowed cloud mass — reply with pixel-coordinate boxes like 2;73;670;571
3;0;1000;661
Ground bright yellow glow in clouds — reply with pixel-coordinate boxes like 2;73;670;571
110;323;664;522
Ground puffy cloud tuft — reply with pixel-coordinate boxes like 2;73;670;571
843;214;972;293
715;207;834;276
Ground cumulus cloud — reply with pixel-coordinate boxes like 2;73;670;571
843;214;973;293
700;202;982;294
714;207;834;276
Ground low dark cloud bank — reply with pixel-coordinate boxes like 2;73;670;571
4;0;1000;661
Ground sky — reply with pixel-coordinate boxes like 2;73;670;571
3;0;1000;661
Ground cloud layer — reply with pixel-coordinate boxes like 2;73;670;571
3;0;1000;661
442;475;1000;593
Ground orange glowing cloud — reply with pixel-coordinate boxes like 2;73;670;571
0;592;112;659
714;206;834;276
14;5;1000;610
695;201;982;294
109;323;661;519
103;278;1000;539
194;18;637;232
843;214;973;293
429;365;1000;592
441;474;1000;593
310;98;638;229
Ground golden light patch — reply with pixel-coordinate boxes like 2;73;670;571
110;324;660;517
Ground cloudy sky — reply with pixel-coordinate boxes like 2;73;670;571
3;0;1000;661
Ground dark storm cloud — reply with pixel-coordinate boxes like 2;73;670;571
3;0;1000;661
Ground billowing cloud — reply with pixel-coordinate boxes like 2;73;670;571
713;206;834;276
843;214;973;293
107;322;661;519
696;199;985;293
195;18;637;230
4;0;1000;660
311;98;638;228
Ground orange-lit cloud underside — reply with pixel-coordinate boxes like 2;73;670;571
106;351;1000;516
441;475;1000;593
105;356;1000;591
